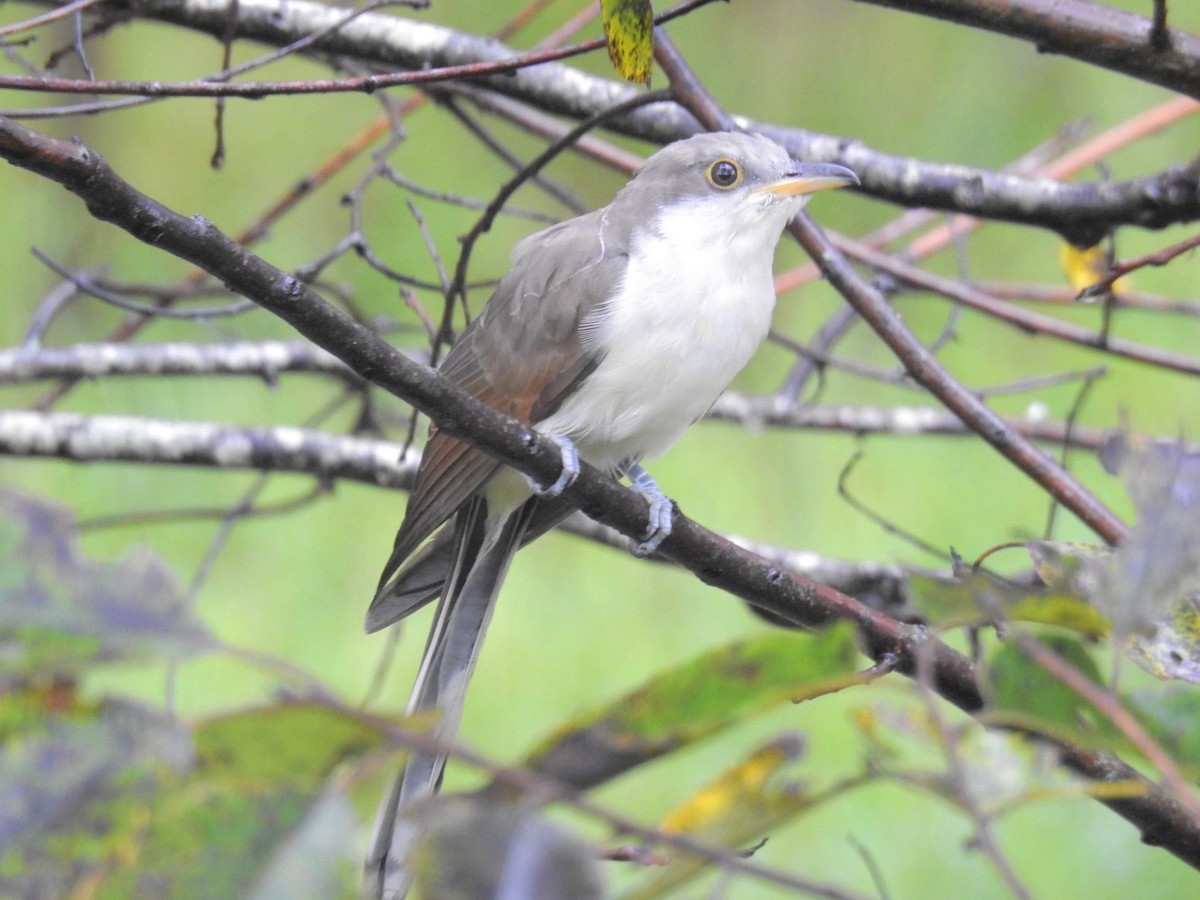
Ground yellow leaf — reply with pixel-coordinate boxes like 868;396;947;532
659;734;803;836
622;736;813;898
601;0;654;86
1060;242;1130;295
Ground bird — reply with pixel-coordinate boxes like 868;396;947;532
364;131;857;896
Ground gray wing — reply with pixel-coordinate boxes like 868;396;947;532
370;210;628;620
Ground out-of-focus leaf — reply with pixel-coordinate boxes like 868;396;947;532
246;783;360;900
1026;540;1110;593
193;701;383;785
1007;593;1112;636
0;693;192;899
409;797;604;900
1090;436;1200;644
658;733;805;835
0;489;213;683
1126;684;1200;770
601;0;654;86
949;726;1077;811
93;702;393;899
1060;241;1129;296
858;703;1123;813
520;625;861;790
906;569;1110;637
982;636;1117;748
1129;594;1200;684
620;735;812;900
1028;535;1200;684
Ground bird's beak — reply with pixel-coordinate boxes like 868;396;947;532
755;162;859;197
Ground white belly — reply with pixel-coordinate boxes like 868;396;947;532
537;199;782;472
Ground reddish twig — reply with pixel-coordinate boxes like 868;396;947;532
1080;231;1200;299
0;0;108;37
1013;631;1200;822
835;233;1200;378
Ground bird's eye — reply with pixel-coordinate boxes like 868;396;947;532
705;158;743;190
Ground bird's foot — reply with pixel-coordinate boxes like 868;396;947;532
524;433;580;498
627;464;674;557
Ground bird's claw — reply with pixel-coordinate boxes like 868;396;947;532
627;465;673;557
524;433;580;498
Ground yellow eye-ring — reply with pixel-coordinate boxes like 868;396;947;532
705;158;743;190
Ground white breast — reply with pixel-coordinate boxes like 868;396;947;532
537;193;797;472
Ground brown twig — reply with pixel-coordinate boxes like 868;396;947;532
1080;231;1200;299
834;233;1200;378
0;0;108;37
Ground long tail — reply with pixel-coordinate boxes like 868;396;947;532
365;495;575;634
366;497;534;899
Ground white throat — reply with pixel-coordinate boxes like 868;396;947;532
537;193;803;472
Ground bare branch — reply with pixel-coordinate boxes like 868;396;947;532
848;0;1200;98
0;410;418;487
12;0;1197;242
834;234;1200;378
706;395;1116;449
0;340;360;384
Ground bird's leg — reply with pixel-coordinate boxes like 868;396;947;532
523;433;580;498
625;463;674;557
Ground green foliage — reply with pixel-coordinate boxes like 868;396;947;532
0;489;214;681
523;624;860;789
0;490;393;897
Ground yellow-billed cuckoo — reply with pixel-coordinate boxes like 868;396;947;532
366;132;856;895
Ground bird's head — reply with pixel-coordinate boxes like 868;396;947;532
616;131;857;240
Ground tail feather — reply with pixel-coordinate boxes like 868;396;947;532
365;528;457;633
366;498;536;899
365;495;577;634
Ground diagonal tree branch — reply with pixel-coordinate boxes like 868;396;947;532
651;25;1200;874
0;113;983;705
654;30;1125;546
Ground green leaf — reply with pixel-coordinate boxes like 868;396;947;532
1126;684;1200;770
246;784;361;900
0;693;192;899
193;701;384;786
906;567;1110;637
982;635;1116;748
0;489;213;683
9;701;396;899
520;624;861;789
601;0;654;86
94;702;392;899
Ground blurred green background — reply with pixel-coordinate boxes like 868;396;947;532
3;0;1200;895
